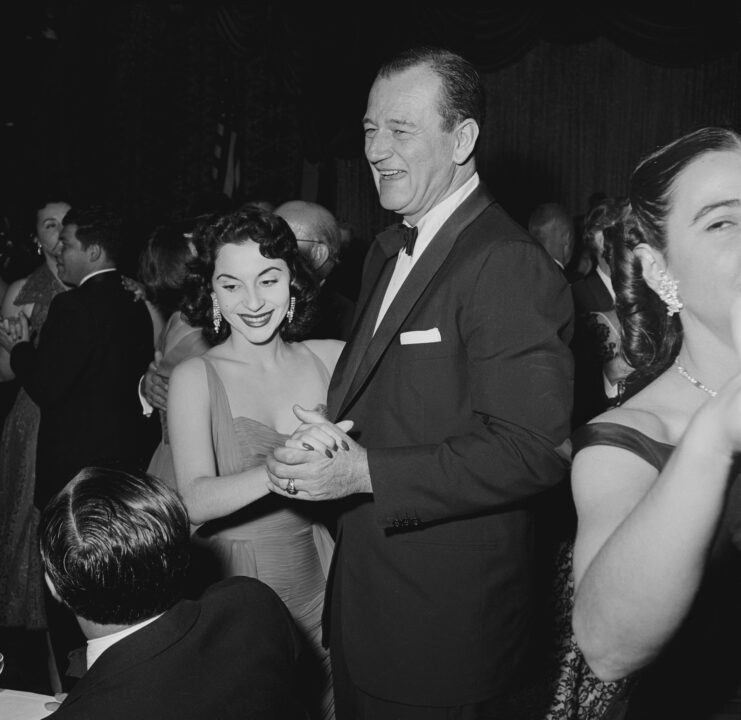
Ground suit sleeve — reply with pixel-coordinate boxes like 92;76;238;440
367;240;574;527
10;292;95;407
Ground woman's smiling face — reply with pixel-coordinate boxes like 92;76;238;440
212;239;291;345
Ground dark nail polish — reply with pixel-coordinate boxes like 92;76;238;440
341;441;349;451
325;449;333;458
302;442;314;451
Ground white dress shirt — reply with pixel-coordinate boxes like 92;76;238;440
374;173;480;333
86;613;163;669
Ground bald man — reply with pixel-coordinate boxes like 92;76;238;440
275;200;355;340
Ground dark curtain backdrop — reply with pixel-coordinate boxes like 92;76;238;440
2;3;740;257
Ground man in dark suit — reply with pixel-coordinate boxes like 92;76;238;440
39;467;305;720
0;205;158;687
267;47;574;717
6;205;157;510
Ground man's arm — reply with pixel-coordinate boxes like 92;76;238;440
11;292;94;406
269;241;574;524
366;241;574;525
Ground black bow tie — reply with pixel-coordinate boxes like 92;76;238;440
399;223;418;256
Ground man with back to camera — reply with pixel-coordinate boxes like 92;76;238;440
39;466;306;720
0;204;159;687
267;46;574;718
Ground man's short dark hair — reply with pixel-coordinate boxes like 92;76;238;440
377;46;486;132
39;467;191;625
62;205;125;265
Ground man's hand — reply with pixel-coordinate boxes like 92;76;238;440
142;351;168;412
266;405;371;500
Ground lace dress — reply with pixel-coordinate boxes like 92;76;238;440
547;422;741;720
0;263;66;628
192;356;335;720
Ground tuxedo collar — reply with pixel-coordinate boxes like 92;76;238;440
329;183;494;419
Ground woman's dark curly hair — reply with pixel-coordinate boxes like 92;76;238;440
180;208;318;345
613;126;741;396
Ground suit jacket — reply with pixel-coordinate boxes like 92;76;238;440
51;577;306;720
326;183;574;706
11;271;158;508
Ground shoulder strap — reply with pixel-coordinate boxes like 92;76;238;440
572;421;673;471
200;357;243;476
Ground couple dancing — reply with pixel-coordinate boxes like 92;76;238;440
170;45;575;720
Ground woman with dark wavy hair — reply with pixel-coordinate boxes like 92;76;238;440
569;127;741;718
168;208;342;720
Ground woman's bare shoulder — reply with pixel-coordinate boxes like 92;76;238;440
301;338;345;374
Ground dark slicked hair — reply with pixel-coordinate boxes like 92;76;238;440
62;205;125;265
377;46;486;132
181;207;318;345
614;126;741;393
39;467;191;625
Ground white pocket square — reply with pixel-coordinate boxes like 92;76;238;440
400;328;442;345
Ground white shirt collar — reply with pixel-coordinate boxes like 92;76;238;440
596;264;615;302
404;172;480;264
86;613;163;669
79;267;117;286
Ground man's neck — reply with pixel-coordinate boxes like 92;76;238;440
78;616;133;640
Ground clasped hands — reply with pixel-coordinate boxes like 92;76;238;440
0;312;30;352
266;405;371;500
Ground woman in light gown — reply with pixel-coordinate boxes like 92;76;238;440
567;127;741;719
168;208;343;720
0;197;70;630
139;217;210;488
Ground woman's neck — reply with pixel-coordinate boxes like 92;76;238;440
676;320;739;394
225;329;288;368
43;251;62;281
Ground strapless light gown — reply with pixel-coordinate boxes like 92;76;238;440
194;357;335;720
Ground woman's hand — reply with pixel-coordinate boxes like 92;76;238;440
0;313;29;351
121;275;146;302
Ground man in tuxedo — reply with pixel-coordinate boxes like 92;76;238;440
2;205;158;686
40;467;305;720
7;205;157;510
267;47;573;717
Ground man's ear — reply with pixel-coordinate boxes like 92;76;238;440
87;243;102;263
310;242;330;271
634;243;668;295
452;119;479;165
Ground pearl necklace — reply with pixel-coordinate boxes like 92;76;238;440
674;360;718;398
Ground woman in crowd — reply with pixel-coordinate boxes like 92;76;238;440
571;127;741;718
0;196;70;631
168;208;343;720
139;217;210;488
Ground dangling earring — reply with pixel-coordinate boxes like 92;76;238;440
656;270;683;316
35;240;43;256
286;296;296;324
211;291;222;332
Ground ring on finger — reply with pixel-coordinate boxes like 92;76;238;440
286;478;298;495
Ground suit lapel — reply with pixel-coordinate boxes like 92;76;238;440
328;230;401;419
333;185;493;419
